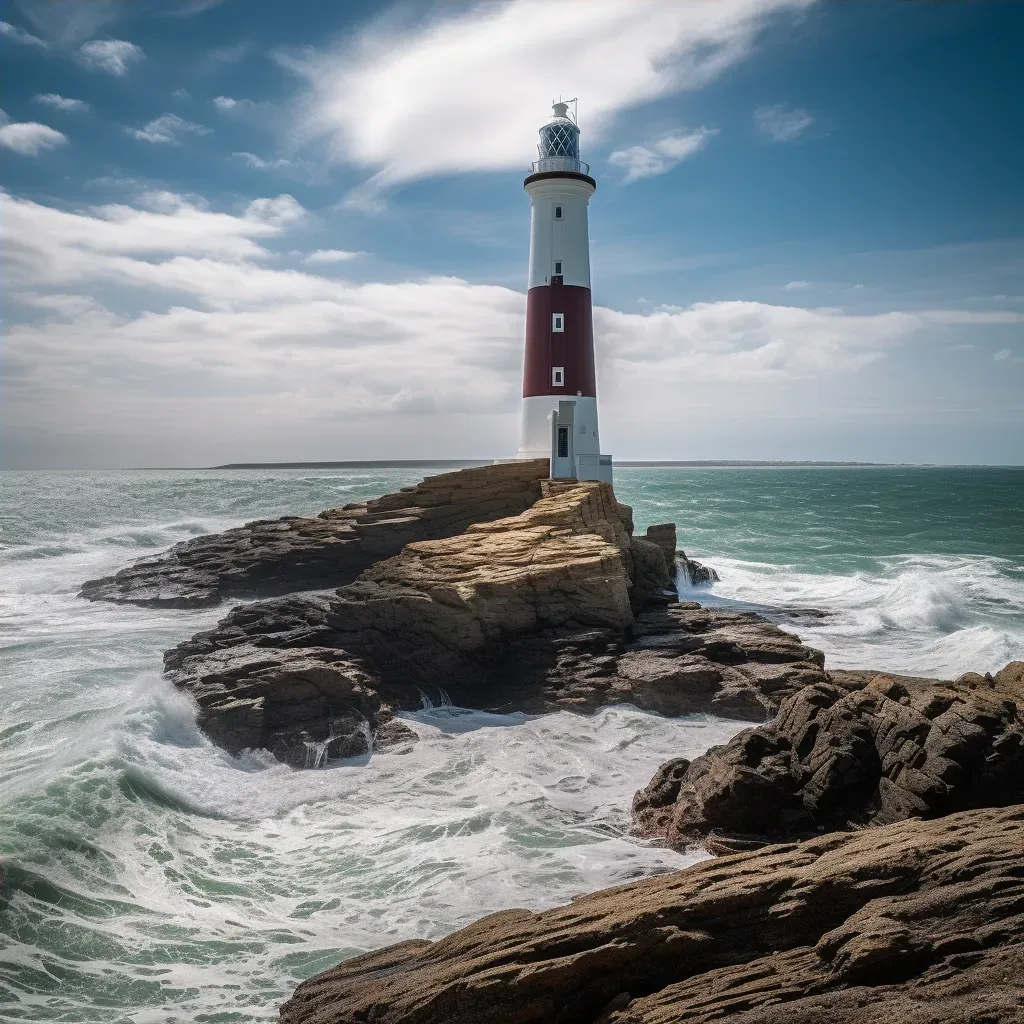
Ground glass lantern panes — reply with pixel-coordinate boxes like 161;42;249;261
538;121;580;160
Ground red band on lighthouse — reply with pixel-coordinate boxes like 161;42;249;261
522;283;596;398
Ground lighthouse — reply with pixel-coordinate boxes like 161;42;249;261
515;101;612;483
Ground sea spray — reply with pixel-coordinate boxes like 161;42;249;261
1;464;1022;1022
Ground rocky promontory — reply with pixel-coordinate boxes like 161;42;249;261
280;804;1024;1024
161;479;825;765
81;460;551;608
634;662;1024;852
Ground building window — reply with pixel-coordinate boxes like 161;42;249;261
552;366;564;387
554;261;562;275
552;313;564;332
557;426;569;458
554;205;562;219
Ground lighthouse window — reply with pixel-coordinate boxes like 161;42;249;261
552;366;564;387
557;426;569;458
552;313;564;332
554;261;562;275
554;205;562;219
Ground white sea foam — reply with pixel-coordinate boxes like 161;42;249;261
683;552;1024;677
1;468;1022;1021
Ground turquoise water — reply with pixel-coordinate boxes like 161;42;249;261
0;466;1021;1022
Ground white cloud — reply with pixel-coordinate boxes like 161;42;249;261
173;88;191;100
608;128;717;184
597;301;921;381
78;38;144;75
0;112;67;156
6;187;1022;467
783;280;811;290
755;102;815;142
304;249;363;264
0;20;48;47
214;96;275;121
234;151;291;170
994;349;1012;362
287;0;812;189
33;93;91;113
3;190;309;274
128;113;211;144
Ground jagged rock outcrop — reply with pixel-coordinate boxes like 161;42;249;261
279;804;1024;1024
679;550;720;586
80;460;551;608
166;484;826;763
634;662;1024;851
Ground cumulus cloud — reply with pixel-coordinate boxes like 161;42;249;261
596;301;921;381
128;113;211;144
287;0;811;190
608;128;717;184
304;249;363;264
0;20;48;47
6;187;1021;467
4;190;309;273
78;38;144;75
34;93;91;113
755;102;815;142
0;111;67;155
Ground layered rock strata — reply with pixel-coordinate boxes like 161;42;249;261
166;482;825;764
634;662;1024;851
80;460;550;608
279;804;1024;1024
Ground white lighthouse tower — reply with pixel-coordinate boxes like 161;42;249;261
515;101;612;483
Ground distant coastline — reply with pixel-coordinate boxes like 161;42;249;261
210;459;951;470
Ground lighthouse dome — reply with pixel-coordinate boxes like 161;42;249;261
533;101;589;175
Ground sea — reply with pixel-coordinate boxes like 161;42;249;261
1;465;1022;1023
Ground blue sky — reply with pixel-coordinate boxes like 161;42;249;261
3;0;1022;467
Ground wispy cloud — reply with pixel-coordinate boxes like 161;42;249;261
286;0;811;192
993;348;1024;363
33;93;91;114
128;113;211;144
234;151;290;170
755;102;815;142
0;110;67;156
304;249;364;264
214;95;279;127
172;88;191;100
783;280;811;290
608;128;717;184
0;20;48;47
78;38;144;76
169;0;233;16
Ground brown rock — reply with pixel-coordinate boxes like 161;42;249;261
279;805;1024;1024
166;481;826;763
80;460;550;608
636;662;1024;850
